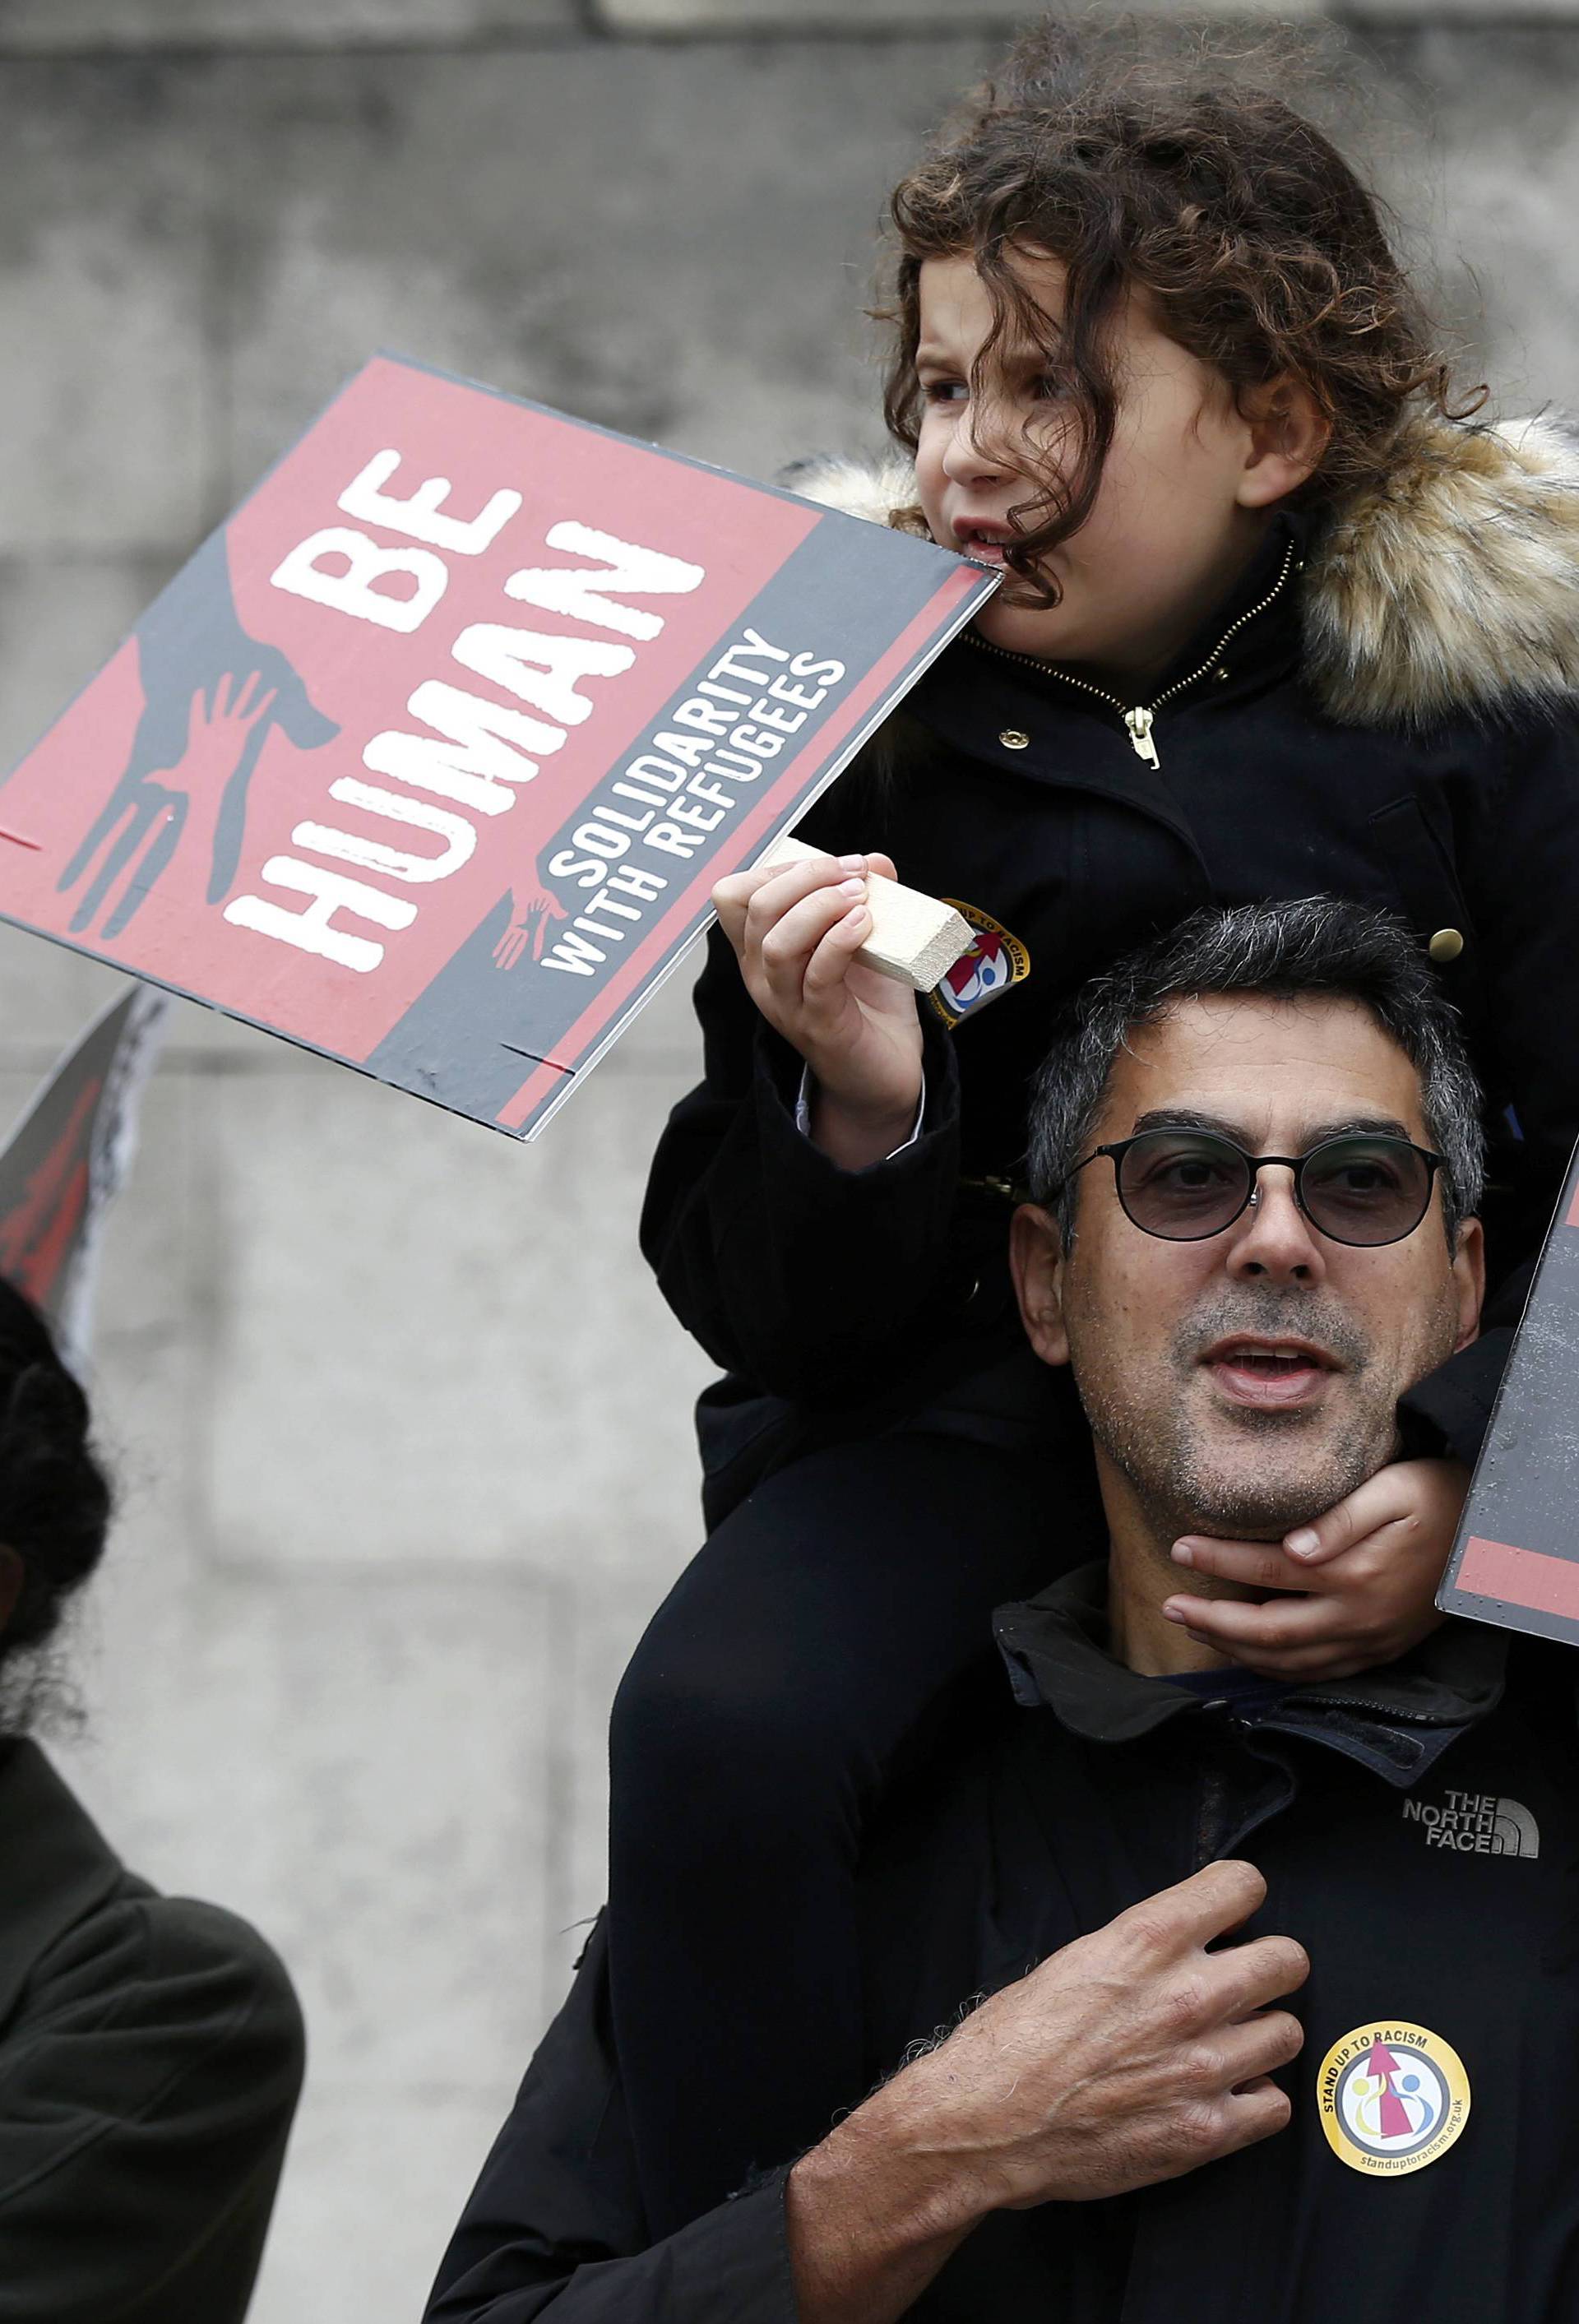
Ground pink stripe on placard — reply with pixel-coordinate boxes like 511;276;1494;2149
1456;1534;1579;1619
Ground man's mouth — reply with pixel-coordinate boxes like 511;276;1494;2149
1200;1336;1340;1411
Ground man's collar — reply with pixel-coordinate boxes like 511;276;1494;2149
0;1738;124;2021
993;1562;1509;1789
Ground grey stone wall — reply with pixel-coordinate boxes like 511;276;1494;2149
0;4;1576;2313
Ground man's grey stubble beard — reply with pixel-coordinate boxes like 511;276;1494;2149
1067;1287;1400;1549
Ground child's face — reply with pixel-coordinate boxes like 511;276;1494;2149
913;252;1280;687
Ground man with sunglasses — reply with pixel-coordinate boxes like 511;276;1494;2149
431;897;1576;2324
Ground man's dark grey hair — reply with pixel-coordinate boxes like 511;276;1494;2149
1026;898;1485;1246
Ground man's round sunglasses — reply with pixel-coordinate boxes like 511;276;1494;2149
1063;1127;1447;1248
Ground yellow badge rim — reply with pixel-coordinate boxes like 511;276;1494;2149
928;900;1030;1026
1316;2019;1470;2178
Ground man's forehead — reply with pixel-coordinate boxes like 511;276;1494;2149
1101;993;1429;1140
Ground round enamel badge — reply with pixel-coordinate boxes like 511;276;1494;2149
928;901;1030;1027
1316;2021;1470;2177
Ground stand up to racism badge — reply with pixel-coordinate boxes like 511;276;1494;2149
1317;2021;1470;2177
928;899;1030;1028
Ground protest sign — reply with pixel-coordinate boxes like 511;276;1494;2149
1439;1138;1579;1645
0;357;994;1137
0;985;169;1371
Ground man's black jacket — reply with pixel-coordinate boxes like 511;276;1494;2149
0;1738;305;2322
427;1567;1579;2322
641;420;1579;1512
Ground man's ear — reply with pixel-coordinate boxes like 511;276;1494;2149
1234;374;1330;508
1452;1215;1486;1352
1010;1203;1071;1368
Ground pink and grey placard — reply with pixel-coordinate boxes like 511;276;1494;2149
1440;1137;1579;1646
0;356;994;1138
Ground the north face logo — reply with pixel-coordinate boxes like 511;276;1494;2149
1402;1789;1540;1858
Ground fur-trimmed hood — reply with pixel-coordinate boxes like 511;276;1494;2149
784;414;1579;730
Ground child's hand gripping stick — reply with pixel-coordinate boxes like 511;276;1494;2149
754;834;972;993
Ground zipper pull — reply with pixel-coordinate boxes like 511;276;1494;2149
1125;706;1160;768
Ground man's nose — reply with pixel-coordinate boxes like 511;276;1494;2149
1222;1167;1327;1285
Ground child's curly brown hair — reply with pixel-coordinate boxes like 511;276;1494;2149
881;16;1480;606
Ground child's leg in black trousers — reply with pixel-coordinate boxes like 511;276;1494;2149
605;1420;1098;2234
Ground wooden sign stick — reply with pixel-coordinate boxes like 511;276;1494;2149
755;833;972;993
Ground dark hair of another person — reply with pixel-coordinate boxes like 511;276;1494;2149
0;1280;111;1706
879;15;1482;608
1025;897;1485;1248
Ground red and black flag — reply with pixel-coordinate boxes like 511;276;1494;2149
0;986;168;1371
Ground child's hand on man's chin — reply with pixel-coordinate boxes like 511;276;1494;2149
1160;1457;1472;1682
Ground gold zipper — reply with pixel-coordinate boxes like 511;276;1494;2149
966;541;1298;771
